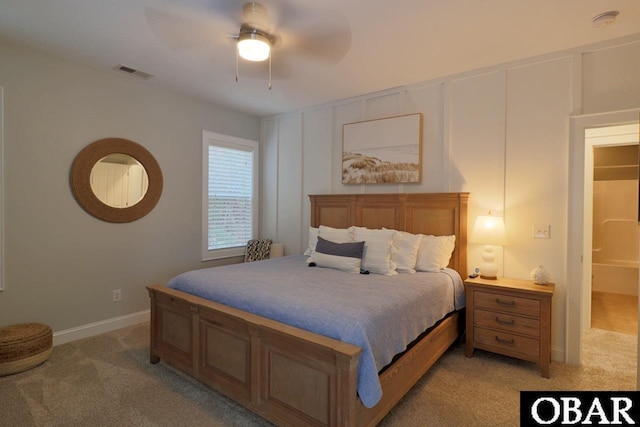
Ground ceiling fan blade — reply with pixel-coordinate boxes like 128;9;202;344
145;2;235;50
278;27;351;64
274;5;352;63
206;0;286;33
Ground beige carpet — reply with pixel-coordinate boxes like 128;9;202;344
0;323;636;426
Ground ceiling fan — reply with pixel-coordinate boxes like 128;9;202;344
145;0;351;87
228;2;276;63
228;2;279;88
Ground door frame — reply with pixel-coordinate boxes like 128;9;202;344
0;87;3;292
567;107;640;365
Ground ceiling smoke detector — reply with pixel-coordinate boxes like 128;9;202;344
592;10;619;27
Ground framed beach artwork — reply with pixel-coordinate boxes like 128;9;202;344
342;113;423;184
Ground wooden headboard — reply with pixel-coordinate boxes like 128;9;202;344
309;193;469;277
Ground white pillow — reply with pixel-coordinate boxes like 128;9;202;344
390;230;423;273
353;227;398;276
318;225;354;243
415;235;456;272
304;227;319;256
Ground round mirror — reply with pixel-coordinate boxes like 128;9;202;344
90;154;149;208
70;138;162;223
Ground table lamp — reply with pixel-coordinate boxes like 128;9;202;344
470;212;506;279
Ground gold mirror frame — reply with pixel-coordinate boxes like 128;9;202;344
70;138;163;223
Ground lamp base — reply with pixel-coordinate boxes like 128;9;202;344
480;245;499;280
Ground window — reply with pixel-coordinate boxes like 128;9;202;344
202;131;259;260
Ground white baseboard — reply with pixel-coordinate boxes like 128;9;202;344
52;310;150;346
552;347;566;364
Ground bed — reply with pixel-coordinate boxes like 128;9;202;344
147;192;469;426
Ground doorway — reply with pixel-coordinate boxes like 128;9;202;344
567;109;640;386
587;132;639;335
579;123;639;381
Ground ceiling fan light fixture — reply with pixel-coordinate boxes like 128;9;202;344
237;32;271;61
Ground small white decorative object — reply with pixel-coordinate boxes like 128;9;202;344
530;265;550;285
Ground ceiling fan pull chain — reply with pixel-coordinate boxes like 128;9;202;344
268;54;272;90
235;49;239;83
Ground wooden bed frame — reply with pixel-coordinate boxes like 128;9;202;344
147;192;468;426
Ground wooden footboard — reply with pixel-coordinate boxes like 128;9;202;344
148;284;462;427
148;284;362;426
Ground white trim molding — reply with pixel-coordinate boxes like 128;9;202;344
52;310;150;346
0;87;4;291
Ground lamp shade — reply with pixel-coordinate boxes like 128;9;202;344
470;214;506;246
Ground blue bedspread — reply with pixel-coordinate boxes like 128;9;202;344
167;254;465;408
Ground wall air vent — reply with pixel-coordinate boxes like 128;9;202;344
113;64;154;80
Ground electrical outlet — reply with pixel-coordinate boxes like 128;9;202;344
112;289;122;302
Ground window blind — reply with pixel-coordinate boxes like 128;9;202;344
207;144;254;251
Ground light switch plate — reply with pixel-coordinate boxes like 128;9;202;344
533;224;550;239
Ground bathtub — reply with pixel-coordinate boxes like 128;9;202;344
592;261;639;296
592;218;639;296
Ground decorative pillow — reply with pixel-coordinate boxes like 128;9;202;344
307;236;364;273
318;225;354;244
353;227;398;276
415;235;456;272
390;230;423;273
245;239;273;262
304;227;319;256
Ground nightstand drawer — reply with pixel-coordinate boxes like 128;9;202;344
474;291;540;317
474;327;539;357
474;308;540;338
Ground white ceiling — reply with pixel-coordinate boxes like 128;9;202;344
1;0;639;117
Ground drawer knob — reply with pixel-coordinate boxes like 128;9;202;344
495;298;516;306
495;317;515;326
495;336;515;345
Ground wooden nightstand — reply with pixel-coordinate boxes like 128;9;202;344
464;276;554;378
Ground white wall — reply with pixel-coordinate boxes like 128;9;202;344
260;34;640;361
0;41;260;336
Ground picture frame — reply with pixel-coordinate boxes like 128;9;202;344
342;113;422;184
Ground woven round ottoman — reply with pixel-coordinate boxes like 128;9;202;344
0;323;53;376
